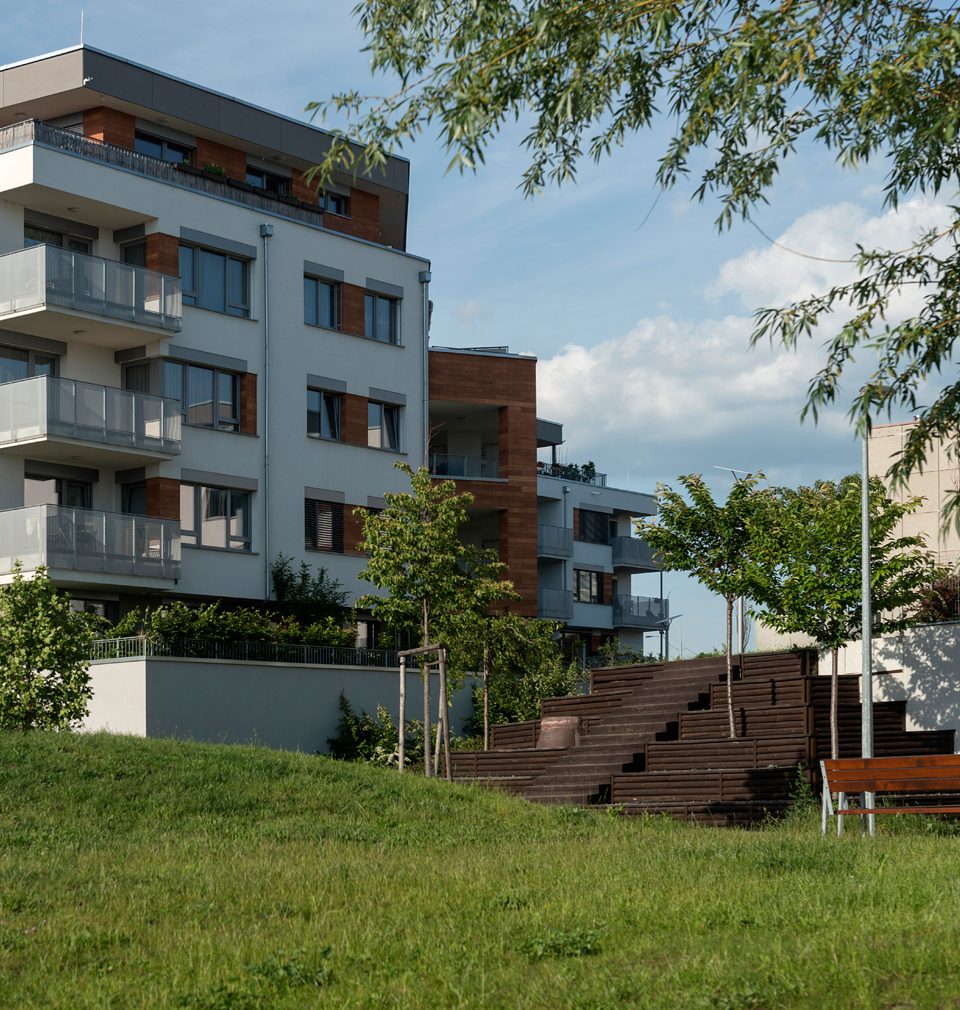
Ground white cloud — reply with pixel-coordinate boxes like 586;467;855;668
712;196;953;310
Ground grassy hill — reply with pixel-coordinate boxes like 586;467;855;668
3;732;960;1009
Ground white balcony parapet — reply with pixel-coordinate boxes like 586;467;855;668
0;120;330;232
0;505;181;581
429;453;499;479
0;375;181;454
611;536;660;570
612;594;669;629
537;524;574;558
538;587;574;621
0;244;181;333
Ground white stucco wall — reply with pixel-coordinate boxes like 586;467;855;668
84;658;476;754
825;622;960;743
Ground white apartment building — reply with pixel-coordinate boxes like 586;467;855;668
535;420;666;658
0;46;429;620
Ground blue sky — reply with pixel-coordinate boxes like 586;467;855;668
2;2;950;655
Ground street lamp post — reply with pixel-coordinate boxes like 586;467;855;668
861;428;876;836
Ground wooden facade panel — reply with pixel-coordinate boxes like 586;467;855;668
83;108;135;149
146;477;180;521
195;138;247;181
145;233;180;278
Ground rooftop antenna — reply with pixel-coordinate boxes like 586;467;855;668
80;10;84;44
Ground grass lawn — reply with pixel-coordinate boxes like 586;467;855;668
3;732;960;1009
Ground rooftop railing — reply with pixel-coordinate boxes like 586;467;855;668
0;505;181;581
90;636;399;668
537;460;607;487
0;375;181;454
0;243;181;333
0;119;332;232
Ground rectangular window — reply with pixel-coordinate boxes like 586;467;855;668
303;276;340;329
367;401;401;450
573;570;603;604
135;131;193;165
181;484;251;551
307;388;342;440
179;244;250;317
121;482;148;516
0;345;57;383
364;293;400;344
321;191;349;216
578;509;610;545
163;360;240;431
305;499;344;553
246;167;290;195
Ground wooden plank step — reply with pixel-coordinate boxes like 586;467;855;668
679;705;813;740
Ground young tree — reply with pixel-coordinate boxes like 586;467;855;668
750;476;938;758
0;565;94;731
312;2;960;518
356;464;516;773
637;474;764;738
458;613;571;748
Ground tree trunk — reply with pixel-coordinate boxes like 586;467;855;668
433;686;443;775
422;601;431;777
398;655;406;773
440;648;452;781
831;645;839;761
483;642;490;752
726;596;736;739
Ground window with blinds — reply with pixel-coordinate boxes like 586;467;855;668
578;509;610;544
305;499;344;553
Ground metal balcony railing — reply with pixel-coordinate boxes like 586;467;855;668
0;243;181;332
611;536;660;570
537;460;608;487
0;375;181;454
537;524;574;558
90;636;399;668
0;505;181;581
537;587;574;621
612;594;669;629
0;119;331;232
429;453;499;479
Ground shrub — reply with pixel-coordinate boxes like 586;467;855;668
0;565;94;731
326;694;428;768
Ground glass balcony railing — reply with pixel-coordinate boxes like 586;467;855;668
537;524;574;558
0;244;181;333
0;505;181;581
612;594;668;629
611;536;659;570
429;453;499;479
0;375;181;454
537;587;574;621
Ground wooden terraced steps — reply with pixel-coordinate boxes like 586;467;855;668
449;650;957;824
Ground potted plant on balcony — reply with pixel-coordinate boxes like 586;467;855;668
202;163;227;179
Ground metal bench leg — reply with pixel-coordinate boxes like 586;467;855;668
837;792;846;836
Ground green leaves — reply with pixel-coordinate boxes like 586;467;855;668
0;565;94;731
312;0;960;524
356;463;516;679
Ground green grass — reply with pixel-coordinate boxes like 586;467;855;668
3;733;960;1009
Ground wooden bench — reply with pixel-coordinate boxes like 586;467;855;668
821;755;960;834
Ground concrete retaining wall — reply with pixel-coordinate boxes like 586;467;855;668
84;658;475;754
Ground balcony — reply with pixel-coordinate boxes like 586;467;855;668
0;244;181;348
612;594;669;630
0;376;181;464
0;505;181;585
537;524;574;558
611;536;660;571
0;119;335;235
538;587;574;621
537;460;607;487
430;453;500;479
